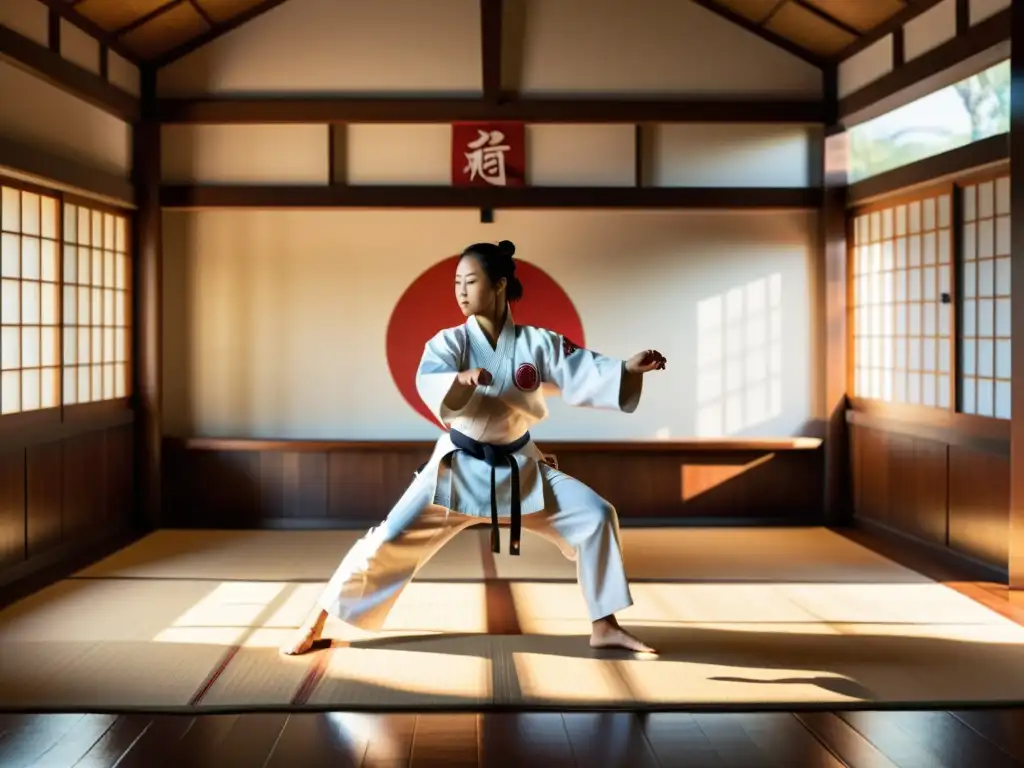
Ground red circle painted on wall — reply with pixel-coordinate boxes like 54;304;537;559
386;255;586;428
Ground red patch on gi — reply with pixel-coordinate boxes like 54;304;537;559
514;363;540;392
562;337;580;357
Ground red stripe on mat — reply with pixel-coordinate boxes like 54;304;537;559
291;646;333;706
290;530;522;706
188;645;242;707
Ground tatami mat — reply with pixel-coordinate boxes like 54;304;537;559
72;528;489;581
1;527;1022;712
73;526;929;583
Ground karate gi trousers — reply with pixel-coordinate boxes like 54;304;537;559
316;464;633;630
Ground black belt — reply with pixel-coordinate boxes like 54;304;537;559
447;429;530;556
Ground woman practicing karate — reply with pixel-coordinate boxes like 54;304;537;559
282;239;666;656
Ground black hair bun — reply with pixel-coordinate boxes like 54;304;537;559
498;240;516;257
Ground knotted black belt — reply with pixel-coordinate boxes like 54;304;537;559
448;429;530;556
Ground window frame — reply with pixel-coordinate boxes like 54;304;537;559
955;164;1012;420
0;173;132;438
847;181;958;414
845;160;1012;435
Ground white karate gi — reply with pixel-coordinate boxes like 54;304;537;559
317;310;643;628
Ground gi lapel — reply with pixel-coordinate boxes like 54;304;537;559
467;312;515;392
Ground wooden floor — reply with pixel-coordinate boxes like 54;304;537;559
4;708;1024;766
3;523;1024;766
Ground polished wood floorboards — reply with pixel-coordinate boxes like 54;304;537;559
5;709;1024;766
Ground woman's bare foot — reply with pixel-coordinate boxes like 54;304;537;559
280;609;328;656
590;615;657;654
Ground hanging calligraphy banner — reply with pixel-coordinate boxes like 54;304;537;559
451;122;526;187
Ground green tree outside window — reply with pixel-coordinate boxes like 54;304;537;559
848;60;1009;183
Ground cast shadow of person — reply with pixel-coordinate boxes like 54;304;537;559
320;620;1024;705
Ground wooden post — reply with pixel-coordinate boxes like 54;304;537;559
822;64;850;525
133;66;162;529
1010;3;1024;587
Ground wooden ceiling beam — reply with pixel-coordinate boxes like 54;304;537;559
0;23;139;121
155;96;826;124
188;0;216;28
761;0;791;27
160;184;823;210
32;0;143;65
847;133;1007;206
689;0;824;68
153;0;295;68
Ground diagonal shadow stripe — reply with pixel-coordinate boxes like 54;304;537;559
481;535;522;636
188;582;303;707
292;534;527;706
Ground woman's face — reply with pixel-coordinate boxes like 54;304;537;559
455;254;503;317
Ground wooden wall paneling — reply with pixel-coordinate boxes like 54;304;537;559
258;451;329;520
0;449;26;570
327;447;432;523
105;424;135;528
0;423;139;603
853;430;950;548
187;450;259;527
1010;0;1024;588
847;415;1013;572
26;441;62;557
62;431;108;541
557;451;684;518
887;433;915;534
948;445;1011;569
162;440;824;528
860;428;891;525
852;426;872;521
849;423;862;516
909;437;948;547
8;422;137;576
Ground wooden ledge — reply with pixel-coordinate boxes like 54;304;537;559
170;436;822;453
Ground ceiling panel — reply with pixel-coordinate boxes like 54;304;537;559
701;0;909;62
766;1;859;57
709;0;782;24
47;0;917;65
802;0;907;33
75;0;176;34
119;0;210;58
196;0;270;24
